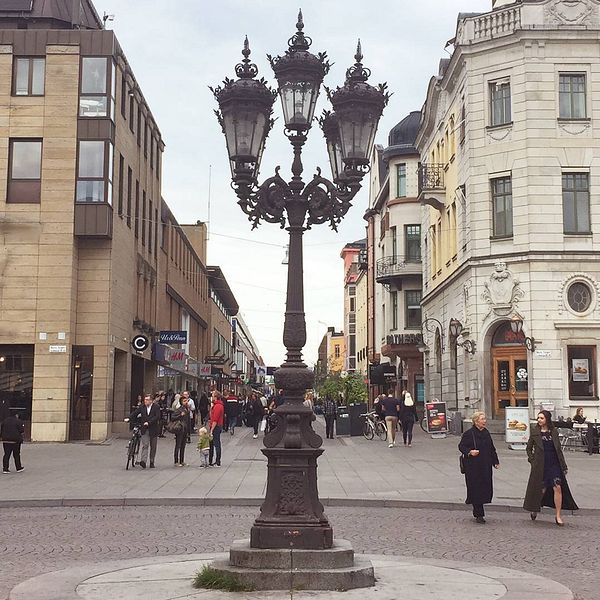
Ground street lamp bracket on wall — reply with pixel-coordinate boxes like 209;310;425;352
421;317;445;352
449;318;476;355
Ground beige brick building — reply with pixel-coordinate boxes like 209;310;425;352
417;0;600;424
0;0;212;441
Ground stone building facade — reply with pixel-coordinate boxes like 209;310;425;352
365;113;425;407
416;0;600;422
0;1;216;441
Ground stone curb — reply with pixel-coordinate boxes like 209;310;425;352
0;496;595;515
7;552;574;600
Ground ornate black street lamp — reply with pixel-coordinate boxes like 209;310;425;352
212;12;389;550
449;318;476;355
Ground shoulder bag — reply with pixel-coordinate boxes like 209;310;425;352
459;430;477;474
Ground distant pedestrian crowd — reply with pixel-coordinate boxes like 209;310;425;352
124;387;276;469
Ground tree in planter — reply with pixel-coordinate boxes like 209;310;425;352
318;372;367;405
341;372;368;405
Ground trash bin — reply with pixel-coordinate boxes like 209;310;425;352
336;405;350;436
349;403;368;436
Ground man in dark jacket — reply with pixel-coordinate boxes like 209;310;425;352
2;413;25;473
127;394;160;469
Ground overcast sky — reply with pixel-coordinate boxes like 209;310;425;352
92;0;492;367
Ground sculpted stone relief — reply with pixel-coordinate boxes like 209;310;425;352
545;0;598;25
482;261;525;321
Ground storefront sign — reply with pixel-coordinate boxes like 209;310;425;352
425;402;448;433
386;333;423;346
159;330;188;344
165;348;186;369
131;335;150;352
205;355;226;365
198;364;212;377
49;345;67;353
505;407;529;445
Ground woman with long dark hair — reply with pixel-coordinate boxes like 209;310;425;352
523;410;578;526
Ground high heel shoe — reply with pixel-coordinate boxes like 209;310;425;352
555;518;564;527
530;512;537;521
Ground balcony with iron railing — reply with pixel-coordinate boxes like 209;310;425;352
376;255;422;284
418;163;446;212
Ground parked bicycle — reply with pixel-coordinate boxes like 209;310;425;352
126;425;142;470
361;411;387;441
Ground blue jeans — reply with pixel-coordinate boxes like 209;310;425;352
228;416;237;434
209;426;222;465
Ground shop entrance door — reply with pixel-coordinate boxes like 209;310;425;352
492;349;529;418
69;346;93;441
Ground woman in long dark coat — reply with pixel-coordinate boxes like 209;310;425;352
523;410;578;525
458;411;500;524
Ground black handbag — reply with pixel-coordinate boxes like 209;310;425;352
459;430;477;474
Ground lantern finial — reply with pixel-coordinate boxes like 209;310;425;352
235;36;259;79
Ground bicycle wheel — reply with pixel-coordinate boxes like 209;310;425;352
126;441;135;470
362;420;374;440
375;420;387;441
420;417;428;433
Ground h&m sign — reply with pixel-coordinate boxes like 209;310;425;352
386;333;423;345
159;331;188;344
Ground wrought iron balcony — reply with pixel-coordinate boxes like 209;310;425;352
376;255;422;283
418;163;445;193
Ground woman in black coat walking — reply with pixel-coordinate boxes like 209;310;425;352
458;411;500;523
399;391;418;447
523;410;578;526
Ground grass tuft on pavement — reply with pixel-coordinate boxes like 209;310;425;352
193;565;255;592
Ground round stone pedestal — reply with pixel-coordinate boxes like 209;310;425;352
210;538;374;591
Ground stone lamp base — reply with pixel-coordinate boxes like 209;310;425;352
209;538;375;591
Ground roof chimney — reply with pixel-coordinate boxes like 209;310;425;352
71;0;81;28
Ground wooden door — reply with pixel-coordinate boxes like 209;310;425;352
492;347;528;418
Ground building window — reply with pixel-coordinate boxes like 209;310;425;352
134;180;140;237
13;57;45;96
129;94;135;132
117;154;124;216
120;72;127;118
348;285;356;297
559;74;586;120
562;173;590;234
76;140;113;203
396;163;406;197
334;344;340;359
350;297;356;312
405;290;422;329
489;80;511;126
141;191;146;246
7;139;42;203
391;226;397;260
405;225;421;261
491;176;513;238
391;291;398;330
460;101;466;143
567;281;593;313
126;167;132;228
567;346;596;399
149;199;153;254
79;57;112;118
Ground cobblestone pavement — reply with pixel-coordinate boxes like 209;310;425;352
0;506;597;600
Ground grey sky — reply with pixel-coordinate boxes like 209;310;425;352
92;0;492;367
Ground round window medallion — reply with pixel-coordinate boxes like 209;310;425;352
567;281;593;314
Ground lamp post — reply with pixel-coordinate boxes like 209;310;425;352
212;12;388;550
420;317;444;404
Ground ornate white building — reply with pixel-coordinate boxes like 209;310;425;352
416;0;600;423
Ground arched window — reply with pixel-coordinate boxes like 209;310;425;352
492;321;525;347
449;116;456;156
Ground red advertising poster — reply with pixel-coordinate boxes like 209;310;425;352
425;402;448;433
